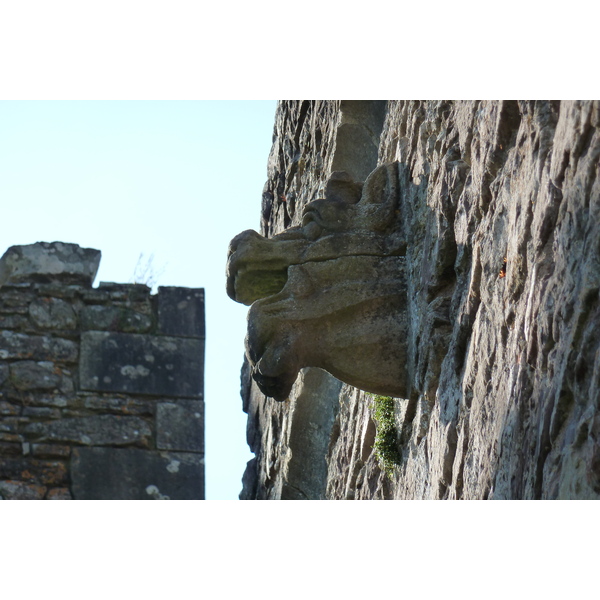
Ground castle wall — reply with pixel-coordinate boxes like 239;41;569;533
0;242;204;500
240;100;600;500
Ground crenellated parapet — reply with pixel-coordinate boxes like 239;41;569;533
0;242;205;500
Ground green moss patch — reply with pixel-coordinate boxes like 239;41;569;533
369;394;402;478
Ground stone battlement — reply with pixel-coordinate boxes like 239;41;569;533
0;242;205;500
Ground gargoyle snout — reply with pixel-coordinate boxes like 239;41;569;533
226;229;296;306
226;229;277;304
227;229;264;260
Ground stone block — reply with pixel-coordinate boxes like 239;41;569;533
82;395;155;416
156;400;204;453
81;305;152;333
80;331;204;398
46;487;72;500
0;314;29;329
24;415;152;447
0;242;101;286
36;460;68;485
0;420;18;433
0;401;19;416
97;282;151;301
0;330;78;363
158;287;205;338
0;480;47;500
79;289;108;303
34;283;81;299
0;457;67;485
0;433;23;443
31;443;71;458
0;288;35;313
0;362;7;386
10;361;62;391
71;447;204;499
0;442;21;456
27;395;69;408
29;297;77;330
58;372;74;393
22;406;61;419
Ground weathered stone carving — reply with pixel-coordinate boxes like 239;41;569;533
227;162;409;401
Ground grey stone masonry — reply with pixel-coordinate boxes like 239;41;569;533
79;332;204;397
71;447;204;500
0;242;205;500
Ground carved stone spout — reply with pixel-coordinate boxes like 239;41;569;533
226;162;409;401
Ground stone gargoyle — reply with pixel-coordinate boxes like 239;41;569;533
226;162;409;401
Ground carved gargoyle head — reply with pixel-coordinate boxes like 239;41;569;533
226;162;409;401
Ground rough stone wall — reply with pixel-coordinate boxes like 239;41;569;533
240;100;600;500
0;242;205;500
241;101;388;499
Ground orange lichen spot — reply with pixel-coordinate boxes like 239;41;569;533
20;469;35;481
499;256;507;278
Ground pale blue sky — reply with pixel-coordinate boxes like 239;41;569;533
0;100;277;499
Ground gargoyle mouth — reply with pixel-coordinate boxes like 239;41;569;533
226;229;294;306
228;263;289;307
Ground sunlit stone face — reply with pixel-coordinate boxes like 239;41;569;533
226;163;409;401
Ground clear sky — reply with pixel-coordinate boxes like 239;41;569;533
0;100;277;499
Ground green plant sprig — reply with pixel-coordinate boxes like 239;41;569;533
368;394;402;478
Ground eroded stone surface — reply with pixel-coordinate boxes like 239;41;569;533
238;100;600;500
